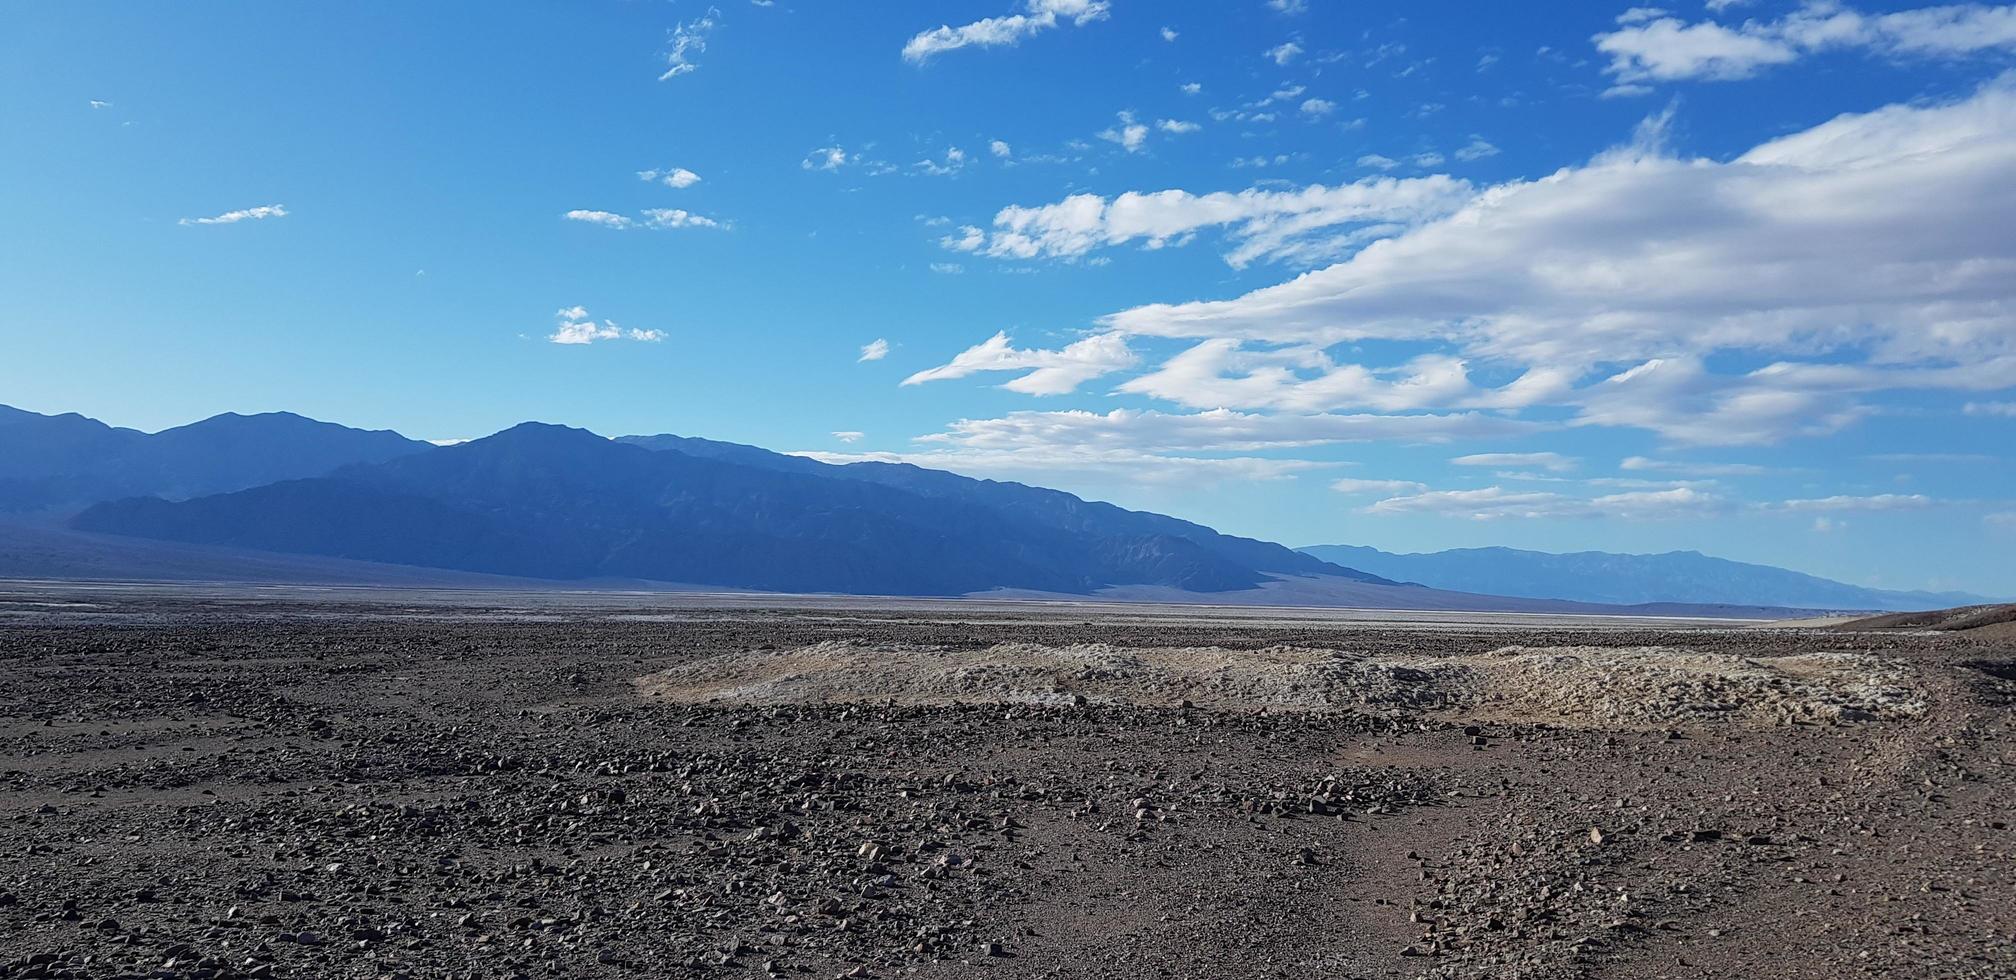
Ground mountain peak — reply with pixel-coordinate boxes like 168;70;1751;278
0;407;429;514
474;421;613;449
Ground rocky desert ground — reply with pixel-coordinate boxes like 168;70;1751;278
1;585;2012;979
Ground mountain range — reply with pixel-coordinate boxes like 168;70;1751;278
1298;544;1994;612
68;420;1375;596
0;405;426;513
0;403;1987;611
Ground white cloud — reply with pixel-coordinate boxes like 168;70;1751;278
89;99;111;109
564;208;723;230
660;7;719;81
1161;26;1179;42
831;431;865;443
800;446;1328;485
1965;400;2016;416
1621;456;1770;476
914;147;969;176
638;166;702;188
1364;485;1727;521
1266;41;1305;64
1331;477;1429;494
562;209;634;229
1114;344;1547;413
803;146;851;171
941;225;987;252
1357;153;1400;170
804;407;1535;487
1348;481;1948;522
548;306;664;345
1181;81;1203;95
1986;510;2016;528
1062;80;2016;444
1775;493;1935;512
1300;97;1338;116
642;208;721;229
1099;111;1150;152
859;338;891;362
1269;0;1309;13
1595;3;2016;88
1157;118;1202;134
989;139;1013;158
907;407;1541;453
1451;451;1578;472
902;332;1137;395
179;204;287;226
1453;137;1500;161
903;0;1110;63
930;262;965;274
941;174;1472;268
1811;515;1845;532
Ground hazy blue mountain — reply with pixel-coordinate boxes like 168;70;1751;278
75;423;1386;596
617;433;1371;584
0;405;429;512
1297;544;1997;611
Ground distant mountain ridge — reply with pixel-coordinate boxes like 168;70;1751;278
9;402;1987;612
72;423;1386;596
1297;544;1996;611
0;404;428;513
616;433;1371;586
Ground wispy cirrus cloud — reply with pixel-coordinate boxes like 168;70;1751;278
1774;493;1935;512
1594;2;2016;93
911;407;1542;453
1363;485;1728;521
180;204;287;226
902;0;1109;63
941;175;1471;268
660;8;720;81
799;445;1329;485
1351;485;1947;522
787;406;1542;492
901;332;1136;395
1621;456;1771;476
1452;452;1578;472
562;208;724;230
1330;477;1429;495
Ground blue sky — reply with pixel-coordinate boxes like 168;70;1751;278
3;0;2014;596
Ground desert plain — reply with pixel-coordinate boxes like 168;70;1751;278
0;583;2011;979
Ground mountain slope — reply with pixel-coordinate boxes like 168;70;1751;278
1297;544;1995;611
617;433;1380;584
73;423;1340;596
0;405;429;512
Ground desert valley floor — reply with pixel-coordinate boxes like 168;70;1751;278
0;584;2011;979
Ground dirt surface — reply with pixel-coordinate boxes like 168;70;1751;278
1841;603;2016;641
1;586;2013;979
640;641;1928;728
